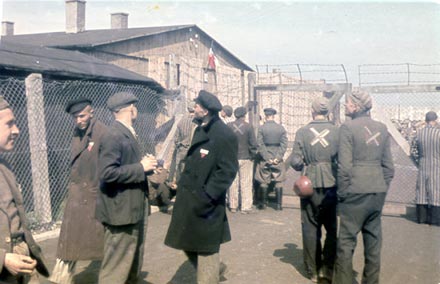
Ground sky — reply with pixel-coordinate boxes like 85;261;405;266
1;0;440;85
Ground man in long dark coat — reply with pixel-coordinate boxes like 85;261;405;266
288;97;338;282
414;111;440;225
333;91;394;284
50;98;107;284
165;90;238;284
96;92;157;284
0;95;49;283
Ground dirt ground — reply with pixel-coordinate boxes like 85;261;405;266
37;198;440;284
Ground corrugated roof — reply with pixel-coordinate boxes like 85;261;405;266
0;40;164;92
3;25;253;71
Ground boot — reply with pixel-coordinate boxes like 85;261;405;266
258;186;268;210
275;187;283;210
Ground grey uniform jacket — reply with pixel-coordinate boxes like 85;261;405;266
337;114;394;197
290;119;339;188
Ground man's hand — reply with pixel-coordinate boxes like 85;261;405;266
141;155;158;172
4;253;37;275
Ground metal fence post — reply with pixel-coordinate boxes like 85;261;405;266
25;73;52;224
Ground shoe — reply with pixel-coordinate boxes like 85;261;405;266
310;273;318;283
219;262;228;282
319;266;333;282
230;208;237;213
166;205;174;215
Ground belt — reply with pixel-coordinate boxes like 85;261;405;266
353;161;381;166
264;143;280;147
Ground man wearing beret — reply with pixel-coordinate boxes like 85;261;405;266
165;90;238;284
0;95;49;283
333;91;394;284
96;92;158;284
50;98;108;283
413;111;440;225
255;107;288;210
227;106;257;213
287;97;338;282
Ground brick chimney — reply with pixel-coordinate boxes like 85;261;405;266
65;0;86;33
1;21;14;36
111;13;128;29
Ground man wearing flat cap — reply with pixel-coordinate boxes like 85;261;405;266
287;96;338;282
165;90;238;284
50;98;108;283
220;105;234;124
96;92;157;284
0;96;49;283
227;107;257;213
255;107;288;210
413;111;440;226
333;90;394;284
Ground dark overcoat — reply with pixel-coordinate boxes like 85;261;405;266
57;118;107;261
165;116;238;253
0;161;49;278
95;121;149;226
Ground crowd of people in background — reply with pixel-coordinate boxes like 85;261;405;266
1;86;439;284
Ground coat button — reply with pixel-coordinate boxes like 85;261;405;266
5;237;11;243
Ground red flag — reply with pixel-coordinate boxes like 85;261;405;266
208;47;217;70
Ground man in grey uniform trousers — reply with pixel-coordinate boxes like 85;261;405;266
165;90;238;284
96;92;157;284
288;97;338;282
333;91;394;284
255;108;288;210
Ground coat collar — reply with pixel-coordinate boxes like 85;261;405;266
71;118;97;163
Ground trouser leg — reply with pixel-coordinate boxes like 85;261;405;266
241;160;254;211
361;193;386;284
321;188;337;273
228;165;240;211
275;184;283;210
99;222;142;284
301;197;319;278
333;195;365;284
184;251;220;284
258;185;268;209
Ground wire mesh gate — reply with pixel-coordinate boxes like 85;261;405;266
0;76;165;228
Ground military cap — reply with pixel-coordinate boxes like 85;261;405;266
234;106;247;118
263;108;277;116
65;97;92;114
222;105;233;117
289;153;304;172
194;90;222;112
107;91;139;111
0;96;10;111
425;111;438;122
311;97;329;115
349;91;372;112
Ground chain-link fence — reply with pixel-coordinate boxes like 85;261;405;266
0;76;165;228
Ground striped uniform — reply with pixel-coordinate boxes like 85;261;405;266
415;125;440;206
416;124;440;226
